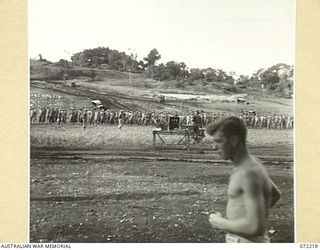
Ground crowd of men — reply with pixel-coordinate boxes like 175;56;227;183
30;107;294;130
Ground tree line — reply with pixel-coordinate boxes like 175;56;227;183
60;46;293;96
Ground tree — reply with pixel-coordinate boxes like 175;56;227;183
108;50;126;71
203;68;216;82
236;75;250;85
260;71;280;86
143;49;161;67
216;69;227;82
178;62;189;79
138;60;146;71
92;56;101;66
165;61;183;80
188;68;204;82
143;49;161;79
153;63;169;81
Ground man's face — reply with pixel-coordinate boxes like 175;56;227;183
212;130;234;160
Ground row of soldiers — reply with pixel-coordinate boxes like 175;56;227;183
30;107;294;130
31;108;151;127
31;107;68;126
239;111;294;130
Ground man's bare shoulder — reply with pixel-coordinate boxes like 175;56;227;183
236;157;268;184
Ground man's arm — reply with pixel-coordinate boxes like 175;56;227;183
209;170;266;237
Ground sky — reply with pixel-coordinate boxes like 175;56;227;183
28;0;295;76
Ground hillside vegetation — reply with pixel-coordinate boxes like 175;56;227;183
31;46;293;97
30;48;294;114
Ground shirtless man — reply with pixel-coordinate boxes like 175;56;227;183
205;116;281;243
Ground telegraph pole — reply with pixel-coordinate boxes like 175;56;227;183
128;48;137;86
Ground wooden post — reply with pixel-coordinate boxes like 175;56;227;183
187;131;190;151
153;131;156;146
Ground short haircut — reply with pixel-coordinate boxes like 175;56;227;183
205;116;247;144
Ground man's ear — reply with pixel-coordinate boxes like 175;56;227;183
230;135;238;146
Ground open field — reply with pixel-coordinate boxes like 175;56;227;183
30;125;294;243
30;124;293;151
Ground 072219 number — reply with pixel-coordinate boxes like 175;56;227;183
300;244;318;248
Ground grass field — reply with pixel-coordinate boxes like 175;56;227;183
30;124;293;150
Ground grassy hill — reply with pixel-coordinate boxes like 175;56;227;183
29;59;293;114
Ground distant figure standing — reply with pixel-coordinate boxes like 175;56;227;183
192;110;202;142
118;110;125;129
205;116;281;243
82;109;88;130
30;108;37;123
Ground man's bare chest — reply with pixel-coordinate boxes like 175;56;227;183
228;174;243;198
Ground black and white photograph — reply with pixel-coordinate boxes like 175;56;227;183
29;0;295;243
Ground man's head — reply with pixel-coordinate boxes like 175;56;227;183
205;116;247;160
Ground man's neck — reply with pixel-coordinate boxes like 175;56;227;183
232;145;250;167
